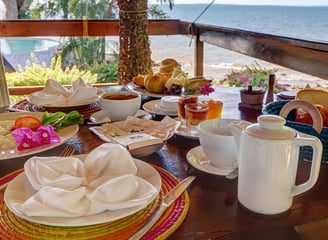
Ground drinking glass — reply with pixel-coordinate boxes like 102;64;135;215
185;103;208;134
177;96;198;126
204;99;223;119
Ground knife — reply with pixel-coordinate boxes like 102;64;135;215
129;175;196;240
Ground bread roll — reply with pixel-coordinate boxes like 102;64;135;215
296;89;328;107
159;58;180;74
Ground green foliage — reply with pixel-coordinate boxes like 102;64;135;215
86;61;118;83
5;53;97;87
58;37;106;68
149;5;169;19
221;62;287;93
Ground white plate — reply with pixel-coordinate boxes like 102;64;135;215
174;123;199;139
4;156;161;227
89;119;173;157
0;112;79;160
143;100;178;117
186;146;233;176
88;110;151;124
126;82;169;98
27;89;104;108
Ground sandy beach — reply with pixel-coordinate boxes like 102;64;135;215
149;35;328;92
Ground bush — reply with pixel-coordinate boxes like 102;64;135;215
85;61;118;83
5;53;97;87
221;62;287;93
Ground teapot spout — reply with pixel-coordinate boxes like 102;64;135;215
229;120;251;154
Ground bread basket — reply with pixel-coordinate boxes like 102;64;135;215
263;100;328;163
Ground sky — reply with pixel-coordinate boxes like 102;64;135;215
150;0;328;6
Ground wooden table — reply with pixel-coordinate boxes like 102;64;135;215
1;87;327;240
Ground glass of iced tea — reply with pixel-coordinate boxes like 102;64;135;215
185;103;208;134
204;99;223;119
178;96;198;125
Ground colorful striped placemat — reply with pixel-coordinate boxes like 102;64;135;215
0;166;190;240
9;99;101;120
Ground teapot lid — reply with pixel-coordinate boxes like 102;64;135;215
246;115;296;140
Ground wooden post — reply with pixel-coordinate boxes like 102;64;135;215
0;53;10;113
265;74;275;104
194;29;204;77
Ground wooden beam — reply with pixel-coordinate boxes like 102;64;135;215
0;19;183;37
199;30;328;80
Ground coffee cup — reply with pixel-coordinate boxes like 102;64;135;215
100;91;141;122
199;118;239;169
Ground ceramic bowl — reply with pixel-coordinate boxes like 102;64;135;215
100;91;141;122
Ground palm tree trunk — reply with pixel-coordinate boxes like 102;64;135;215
117;0;153;84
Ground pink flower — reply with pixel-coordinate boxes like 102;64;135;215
11;125;61;151
11;128;41;151
37;125;61;144
200;82;215;96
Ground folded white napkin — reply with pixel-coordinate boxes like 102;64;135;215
20;143;158;217
24;156;85;191
28;78;100;106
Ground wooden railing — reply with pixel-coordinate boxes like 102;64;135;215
1;19;327;95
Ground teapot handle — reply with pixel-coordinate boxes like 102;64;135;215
290;133;322;197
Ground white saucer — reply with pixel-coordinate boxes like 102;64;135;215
174;124;199;139
186;146;234;176
143;100;178;116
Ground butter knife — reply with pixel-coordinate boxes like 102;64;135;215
129;175;196;240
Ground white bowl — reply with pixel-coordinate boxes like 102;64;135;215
100;91;141;122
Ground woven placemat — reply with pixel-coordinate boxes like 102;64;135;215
0;166;190;240
9;99;101;120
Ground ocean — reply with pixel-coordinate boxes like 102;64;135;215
147;4;328;88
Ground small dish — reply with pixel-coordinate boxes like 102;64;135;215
89;116;178;157
143;100;178;117
174;123;199;139
186;146;234;176
88;111;111;124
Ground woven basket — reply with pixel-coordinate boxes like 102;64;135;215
263;100;328;163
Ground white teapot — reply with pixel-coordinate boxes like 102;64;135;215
230;115;322;215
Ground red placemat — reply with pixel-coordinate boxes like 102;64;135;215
0;166;190;240
9;99;101;120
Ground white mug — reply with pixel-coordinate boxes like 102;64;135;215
199;118;239;169
100;91;141;122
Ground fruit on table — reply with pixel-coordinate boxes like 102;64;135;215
133;74;145;87
144;73;168;93
14;116;42;131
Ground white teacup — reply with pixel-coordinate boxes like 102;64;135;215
199;118;238;169
100;91;141;122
